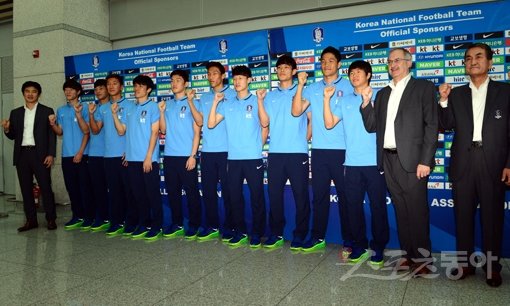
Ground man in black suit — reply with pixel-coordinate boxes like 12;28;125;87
2;81;57;231
439;43;509;287
361;47;438;275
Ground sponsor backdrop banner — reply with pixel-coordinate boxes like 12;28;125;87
65;1;510;255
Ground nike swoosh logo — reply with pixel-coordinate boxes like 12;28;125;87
196;62;203;66
254;63;262;67
128;70;135;73
482;33;494;38
256;165;263;169
276;53;285;58
69;75;76;79
370;44;381;49
302;160;309;165
346;54;355;58
452;44;463;50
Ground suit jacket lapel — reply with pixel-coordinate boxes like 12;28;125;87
460;85;474;130
483;80;498;127
33;104;40;131
379;86;391;131
19;107;26;134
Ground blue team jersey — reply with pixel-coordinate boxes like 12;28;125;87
95;98;134;158
163;96;198;157
218;93;262;160
56;102;90;157
124;100;160;162
198;86;236;152
332;88;378;166
88;101;106;157
265;84;308;154
303;76;352;150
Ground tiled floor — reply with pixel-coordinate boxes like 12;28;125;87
0;194;509;306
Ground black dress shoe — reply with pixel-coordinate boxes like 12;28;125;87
486;271;502;287
394;258;414;272
412;263;435;278
450;266;476;280
47;220;57;230
17;220;39;232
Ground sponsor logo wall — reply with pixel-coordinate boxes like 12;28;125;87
65;1;510;255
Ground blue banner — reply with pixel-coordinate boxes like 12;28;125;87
64;2;510;256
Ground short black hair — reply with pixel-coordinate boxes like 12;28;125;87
133;74;155;93
206;61;225;74
321;46;341;62
465;42;493;60
348;60;373;84
275;55;297;70
63;79;82;93
232;65;252;78
106;74;124;84
94;79;107;88
21;81;42;95
170;69;189;83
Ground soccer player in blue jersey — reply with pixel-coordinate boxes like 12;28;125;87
256;55;311;249
208;65;266;247
82;79;110;231
89;74;138;236
291;46;353;252
192;62;237;241
49;79;92;230
112;74;162;240
323;60;389;266
159;69;202;239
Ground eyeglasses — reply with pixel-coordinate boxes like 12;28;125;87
387;58;410;65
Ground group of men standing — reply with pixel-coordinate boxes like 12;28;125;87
2;42;508;287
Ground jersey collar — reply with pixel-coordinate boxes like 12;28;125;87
277;83;297;92
322;75;343;86
235;93;252;101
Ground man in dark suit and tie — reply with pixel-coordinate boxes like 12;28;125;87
2;81;57;231
439;43;509;287
361;47;438;275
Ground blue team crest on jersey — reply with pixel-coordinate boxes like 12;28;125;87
246;104;253;118
140;110;147;123
180;105;187;118
92;55;100;68
337;90;343;97
219;39;228;54
313;27;324;43
117;107;124;119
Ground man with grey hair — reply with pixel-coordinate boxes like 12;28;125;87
361;47;438;275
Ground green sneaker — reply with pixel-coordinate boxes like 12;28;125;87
163;225;184;238
90;221;110;232
122;225;137;236
131;226;149;239
64;218;84;230
369;251;384;268
301;239;326;252
349;249;369;264
144;229;162;241
80;219;94;231
369;259;384;268
263;236;284;249
197;228;220;241
228;234;248;247
105;224;124;236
